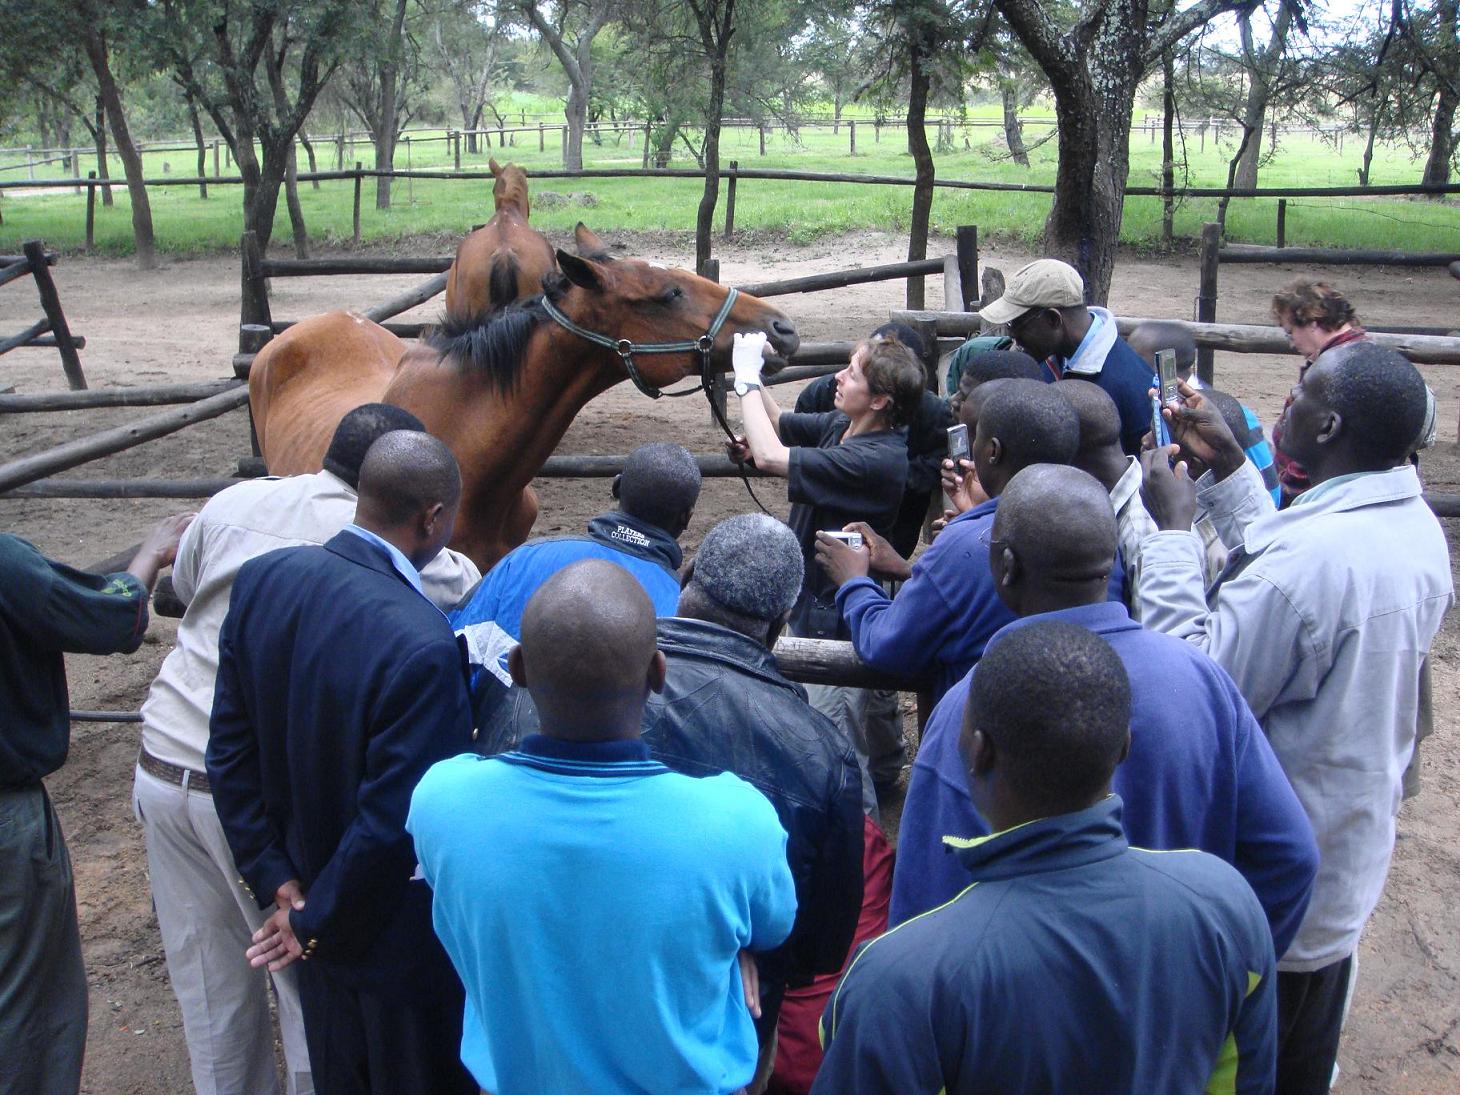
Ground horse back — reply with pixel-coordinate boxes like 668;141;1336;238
445;213;556;322
249;311;406;476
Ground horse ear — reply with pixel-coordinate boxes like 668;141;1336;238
489;157;502;177
574;223;612;260
556;249;605;292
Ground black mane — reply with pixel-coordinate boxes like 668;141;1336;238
427;298;550;391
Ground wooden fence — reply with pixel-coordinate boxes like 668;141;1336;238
0;241;87;389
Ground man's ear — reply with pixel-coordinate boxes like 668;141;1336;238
647;649;667;695
986;436;1004;467
420;501;446;537
556;250;604;292
611;473;623;501
507;645;528;689
968;727;995;779
765;612;789;649
1115;728;1132;767
1315;410;1342;447
996;545;1020;589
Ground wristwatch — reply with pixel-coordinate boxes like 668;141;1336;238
734;379;761;397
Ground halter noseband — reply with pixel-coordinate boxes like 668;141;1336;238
538;287;741;401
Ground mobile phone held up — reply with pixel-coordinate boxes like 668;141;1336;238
823;530;864;550
1149;348;1179;447
946;423;970;462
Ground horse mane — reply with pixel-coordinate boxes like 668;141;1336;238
427;301;548;391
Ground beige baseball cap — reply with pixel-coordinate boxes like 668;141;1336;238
980;259;1086;326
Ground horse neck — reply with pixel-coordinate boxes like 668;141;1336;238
458;325;624;499
494;188;529;217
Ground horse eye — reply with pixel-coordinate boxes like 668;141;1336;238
660;286;684;304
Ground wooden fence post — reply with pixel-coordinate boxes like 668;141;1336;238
238;324;272;457
759;126;766;156
213;140;220;177
723;160;738;239
453;130;461;171
849;120;856;156
23;240;87;390
239;231;273;339
85;174;97;254
1196;222;1220;386
955;225;978;311
541;123;547;153
352;162;363;245
1276;199;1287;249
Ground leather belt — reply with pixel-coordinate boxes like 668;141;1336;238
138;747;212;794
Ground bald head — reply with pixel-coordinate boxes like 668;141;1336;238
1056;379;1122;453
1128;321;1196;377
354;431;462;568
990;465;1117;615
357;431;461;524
511;559;663;740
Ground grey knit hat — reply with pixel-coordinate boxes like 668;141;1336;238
691;514;804;621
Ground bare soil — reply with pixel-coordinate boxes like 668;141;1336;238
1;231;1456;1093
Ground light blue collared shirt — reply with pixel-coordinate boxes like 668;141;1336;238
343;524;427;600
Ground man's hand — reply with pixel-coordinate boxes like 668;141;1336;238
843;522;911;582
1140;447;1199;532
1160;379;1245;481
247;905;304;973
725;435;754;468
738;950;762;1020
814;531;871;587
127;512;197;591
930;507;958;536
940;457;988;514
274;878;307;913
732;332;768;395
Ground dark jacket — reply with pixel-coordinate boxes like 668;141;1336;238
0;534;148;787
815;797;1277;1095
477;616;864;996
207;531;473;983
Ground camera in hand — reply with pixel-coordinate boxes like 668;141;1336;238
823;530;864;550
946;423;970;461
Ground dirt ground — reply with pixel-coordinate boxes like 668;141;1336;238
1;231;1457;1093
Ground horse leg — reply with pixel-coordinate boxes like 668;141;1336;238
499;486;539;557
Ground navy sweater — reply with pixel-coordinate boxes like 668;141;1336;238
892;601;1319;957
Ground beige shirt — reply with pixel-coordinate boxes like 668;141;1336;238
140;470;479;771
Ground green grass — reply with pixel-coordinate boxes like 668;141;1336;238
3;107;1458;257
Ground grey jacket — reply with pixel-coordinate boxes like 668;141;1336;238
1137;461;1453;971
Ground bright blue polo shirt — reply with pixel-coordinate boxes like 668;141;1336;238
407;737;797;1095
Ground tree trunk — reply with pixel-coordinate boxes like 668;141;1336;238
564;78;588;170
1422;88;1457;188
83;29;155;269
93;96;113;207
905;41;935;310
1358;105;1380;187
1000;83;1028;166
1216;125;1256;232
185;88;208;200
299;132;320;189
1162;51;1175;245
284;141;308;258
1232;5;1291;191
695;34;731;272
372;0;409;209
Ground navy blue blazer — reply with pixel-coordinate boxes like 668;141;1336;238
207;530;473;980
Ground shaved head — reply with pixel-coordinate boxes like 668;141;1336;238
356;431;461;525
514;559;662;740
1127;321;1196;376
990;465;1117;617
1056;379;1122;453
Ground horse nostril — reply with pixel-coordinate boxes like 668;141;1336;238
769;318;800;353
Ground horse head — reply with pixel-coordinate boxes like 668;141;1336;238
489;158;530;217
550;223;800;392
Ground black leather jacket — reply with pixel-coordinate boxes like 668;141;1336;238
477;616;865;994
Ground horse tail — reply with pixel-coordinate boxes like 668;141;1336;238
488;255;520;313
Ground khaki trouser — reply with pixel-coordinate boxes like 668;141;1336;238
133;765;313;1095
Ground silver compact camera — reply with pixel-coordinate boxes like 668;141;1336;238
823;530;864;550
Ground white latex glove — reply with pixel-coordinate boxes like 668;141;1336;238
732;331;768;392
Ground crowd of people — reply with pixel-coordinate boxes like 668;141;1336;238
0;263;1451;1095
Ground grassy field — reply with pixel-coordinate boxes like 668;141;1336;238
2;99;1458;257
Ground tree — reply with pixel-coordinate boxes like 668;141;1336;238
156;0;349;256
1231;3;1296;189
338;0;422;208
427;0;509;154
520;0;619;170
0;0;156;260
993;0;1266;301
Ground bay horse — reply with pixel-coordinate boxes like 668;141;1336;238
249;224;800;569
444;158;556;320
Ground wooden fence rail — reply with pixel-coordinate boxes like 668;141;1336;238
0;241;87;389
